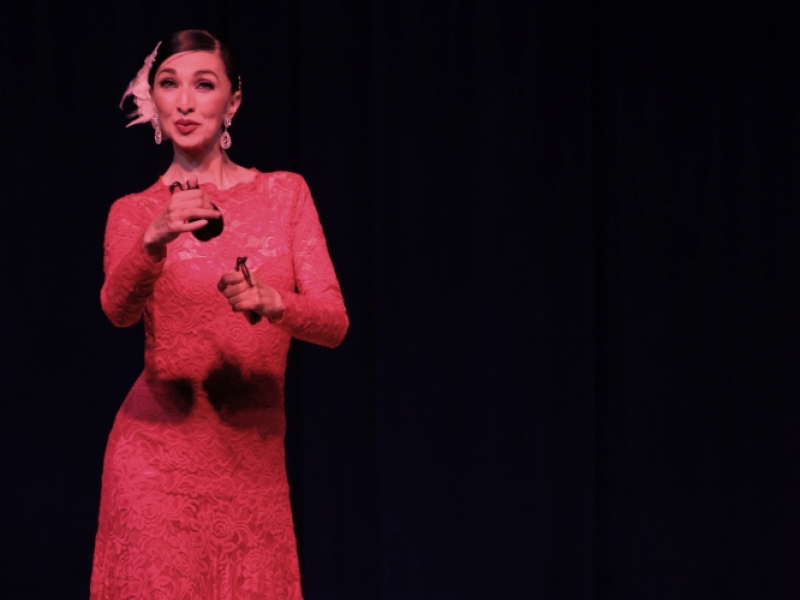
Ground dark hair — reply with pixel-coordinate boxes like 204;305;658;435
147;30;241;92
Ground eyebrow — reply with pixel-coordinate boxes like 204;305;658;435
157;68;220;78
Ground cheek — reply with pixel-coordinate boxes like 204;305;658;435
199;97;230;119
151;92;172;115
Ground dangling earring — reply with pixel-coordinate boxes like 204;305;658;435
153;115;162;145
220;117;232;149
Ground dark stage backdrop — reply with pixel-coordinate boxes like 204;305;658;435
1;1;799;598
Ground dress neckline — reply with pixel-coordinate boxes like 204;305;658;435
155;167;260;193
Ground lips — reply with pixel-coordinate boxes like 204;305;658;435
174;120;200;134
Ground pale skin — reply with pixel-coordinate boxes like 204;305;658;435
142;50;285;320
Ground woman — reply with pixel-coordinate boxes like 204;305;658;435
91;30;348;599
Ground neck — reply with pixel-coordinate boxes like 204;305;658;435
165;143;238;188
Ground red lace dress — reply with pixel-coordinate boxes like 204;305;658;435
90;170;348;600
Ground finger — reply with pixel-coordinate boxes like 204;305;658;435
232;297;258;312
226;285;257;304
170;208;221;223
223;282;252;299
187;175;199;189
163;218;208;233
199;191;215;210
171;187;203;198
171;189;216;211
217;271;246;291
165;197;205;215
180;219;209;232
178;193;213;210
246;271;260;286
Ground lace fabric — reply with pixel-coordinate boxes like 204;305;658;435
91;171;348;599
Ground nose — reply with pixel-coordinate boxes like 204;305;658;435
177;86;194;115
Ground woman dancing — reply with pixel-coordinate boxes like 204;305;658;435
90;29;348;599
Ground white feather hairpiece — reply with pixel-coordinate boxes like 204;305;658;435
120;41;162;128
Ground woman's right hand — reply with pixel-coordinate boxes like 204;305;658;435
142;176;221;258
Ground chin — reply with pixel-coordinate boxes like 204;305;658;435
172;137;215;153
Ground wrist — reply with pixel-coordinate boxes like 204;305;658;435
142;237;166;262
266;306;285;324
262;291;285;322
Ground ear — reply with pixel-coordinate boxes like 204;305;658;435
226;90;242;120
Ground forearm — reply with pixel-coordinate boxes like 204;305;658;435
268;290;349;348
101;238;164;327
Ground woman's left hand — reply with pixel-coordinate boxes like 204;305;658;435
217;271;285;320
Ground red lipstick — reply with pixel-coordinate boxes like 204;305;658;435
174;119;200;134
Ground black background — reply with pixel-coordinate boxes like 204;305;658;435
2;1;800;598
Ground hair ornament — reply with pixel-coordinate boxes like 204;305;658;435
120;41;162;128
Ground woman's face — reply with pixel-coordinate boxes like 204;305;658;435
151;50;241;153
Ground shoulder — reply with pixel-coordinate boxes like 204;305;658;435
107;181;166;220
252;170;309;194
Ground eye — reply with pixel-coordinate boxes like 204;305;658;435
197;80;216;90
158;78;177;88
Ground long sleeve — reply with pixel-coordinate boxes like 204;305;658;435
269;177;349;348
100;195;164;327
